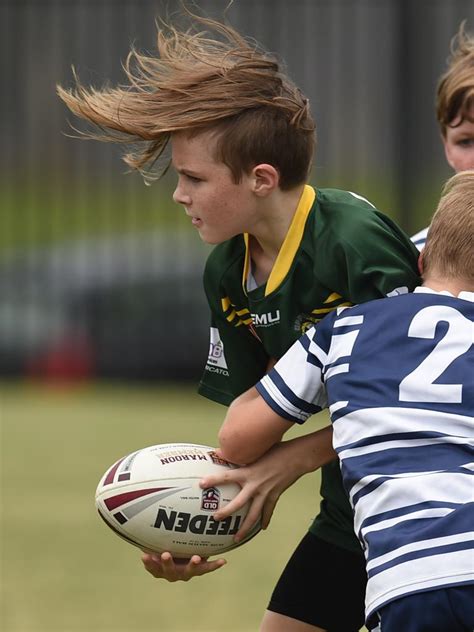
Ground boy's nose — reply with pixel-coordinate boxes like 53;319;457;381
173;185;191;206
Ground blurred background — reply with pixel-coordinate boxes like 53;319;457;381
1;1;473;631
2;0;474;383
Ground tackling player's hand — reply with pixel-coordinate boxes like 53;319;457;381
199;442;304;542
141;551;226;581
200;429;336;542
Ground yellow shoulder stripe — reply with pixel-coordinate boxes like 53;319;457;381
241;185;316;296
265;185;315;296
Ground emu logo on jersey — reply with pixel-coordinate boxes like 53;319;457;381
201;487;220;511
251;310;280;327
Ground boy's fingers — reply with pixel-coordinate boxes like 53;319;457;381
234;505;263;542
200;470;240;488
213;488;251;520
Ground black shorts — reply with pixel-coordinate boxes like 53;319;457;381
267;531;367;632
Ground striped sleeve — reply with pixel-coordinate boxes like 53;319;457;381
256;326;330;424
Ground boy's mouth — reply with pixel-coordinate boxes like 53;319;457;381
185;209;202;227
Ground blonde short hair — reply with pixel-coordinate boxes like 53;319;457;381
423;170;474;282
57;12;315;189
436;21;474;136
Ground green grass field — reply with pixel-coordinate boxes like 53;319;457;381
1;381;346;632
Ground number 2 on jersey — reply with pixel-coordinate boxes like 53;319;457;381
399;306;473;403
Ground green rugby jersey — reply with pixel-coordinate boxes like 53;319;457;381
198;185;421;553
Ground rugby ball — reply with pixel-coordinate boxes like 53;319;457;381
95;442;260;558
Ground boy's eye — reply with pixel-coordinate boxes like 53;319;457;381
185;174;202;183
457;138;474;148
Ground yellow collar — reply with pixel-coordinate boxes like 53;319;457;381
242;185;316;296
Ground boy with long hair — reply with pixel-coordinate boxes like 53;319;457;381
58;12;420;632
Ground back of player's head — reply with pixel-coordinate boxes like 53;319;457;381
423;170;474;283
436;21;474;136
57;12;315;190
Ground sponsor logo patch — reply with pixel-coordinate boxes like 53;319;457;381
294;313;320;334
206;327;228;369
251;310;280;327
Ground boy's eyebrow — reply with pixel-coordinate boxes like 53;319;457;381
173;165;202;177
449;128;474;138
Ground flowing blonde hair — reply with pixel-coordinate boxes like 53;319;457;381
57;11;315;188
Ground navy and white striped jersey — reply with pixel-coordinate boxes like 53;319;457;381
411;226;428;251
256;287;474;622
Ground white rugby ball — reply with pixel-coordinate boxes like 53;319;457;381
95;442;260;558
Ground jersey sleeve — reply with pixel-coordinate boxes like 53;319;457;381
198;257;269;406
256;318;333;423
317;200;421;303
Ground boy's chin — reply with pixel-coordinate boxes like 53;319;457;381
199;233;230;245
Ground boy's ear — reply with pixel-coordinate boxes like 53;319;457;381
251;164;280;196
418;250;424;275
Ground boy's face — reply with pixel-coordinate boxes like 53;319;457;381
443;107;474;173
171;130;257;244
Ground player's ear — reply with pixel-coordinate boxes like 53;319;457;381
418;250;424;276
251;164;279;197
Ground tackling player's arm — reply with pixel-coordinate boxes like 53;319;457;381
218;386;292;465
218;385;336;468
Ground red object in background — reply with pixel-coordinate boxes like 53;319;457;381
26;333;95;383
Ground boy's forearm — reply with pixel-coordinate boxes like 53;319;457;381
284;425;337;475
218;387;293;465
